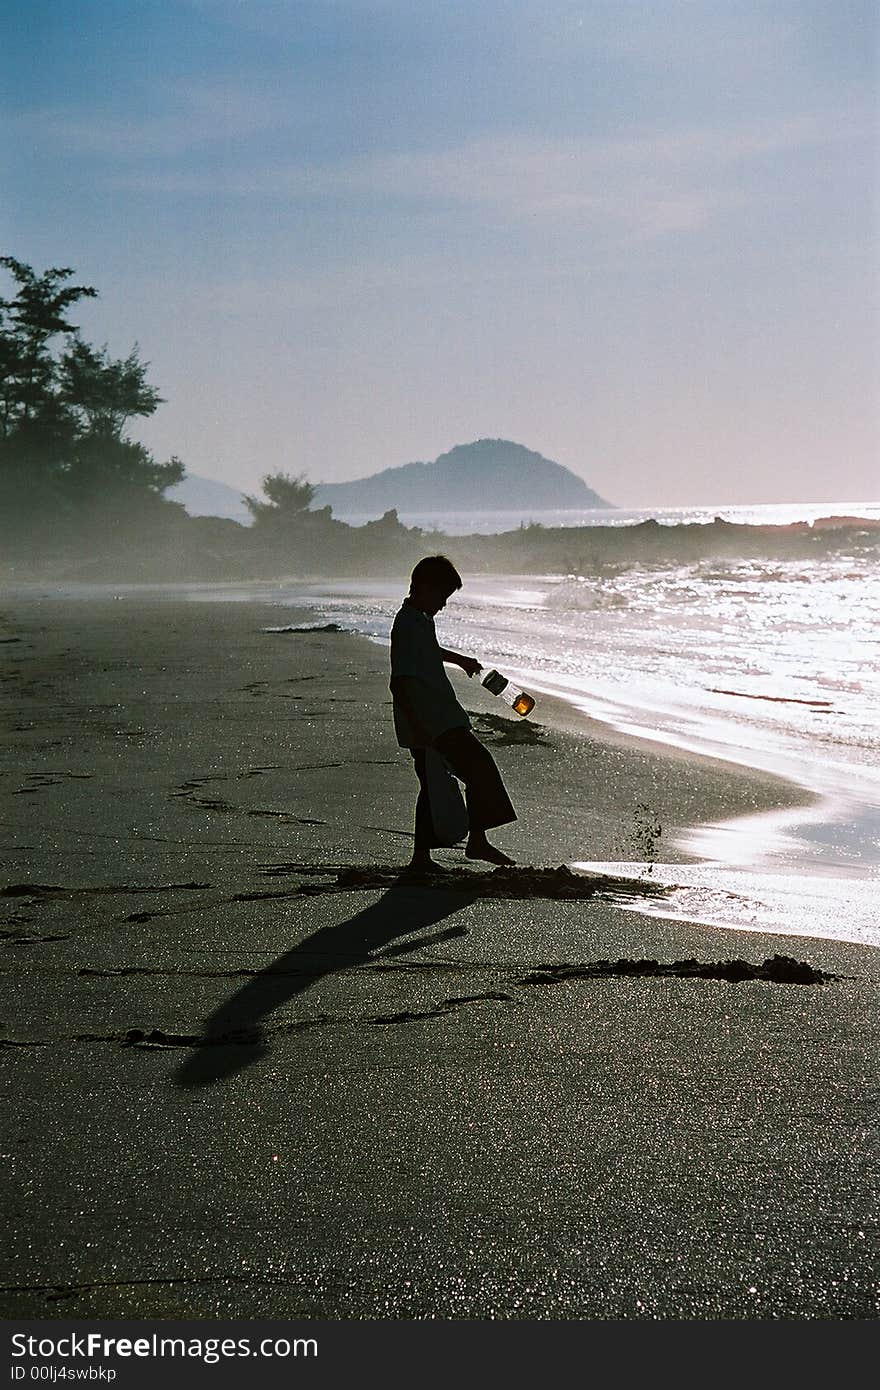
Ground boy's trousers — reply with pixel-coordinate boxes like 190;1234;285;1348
411;726;516;851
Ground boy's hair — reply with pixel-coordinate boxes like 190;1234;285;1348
409;554;462;595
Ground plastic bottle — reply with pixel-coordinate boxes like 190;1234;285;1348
481;668;535;717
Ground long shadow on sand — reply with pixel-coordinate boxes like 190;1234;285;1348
175;880;476;1087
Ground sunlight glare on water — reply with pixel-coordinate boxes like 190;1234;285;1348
570;861;880;949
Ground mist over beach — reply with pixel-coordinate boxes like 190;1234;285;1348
2;0;878;1334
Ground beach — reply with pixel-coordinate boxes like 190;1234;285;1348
1;589;877;1319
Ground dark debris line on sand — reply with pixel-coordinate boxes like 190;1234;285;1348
261;623;346;634
520;955;834;986
2;865;662;903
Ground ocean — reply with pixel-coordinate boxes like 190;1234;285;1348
263;502;880;950
332;500;880;534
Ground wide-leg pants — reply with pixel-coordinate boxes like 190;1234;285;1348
411;726;517;851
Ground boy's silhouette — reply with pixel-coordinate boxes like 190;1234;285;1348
390;555;516;871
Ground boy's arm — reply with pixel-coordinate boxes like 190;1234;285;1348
438;647;482;678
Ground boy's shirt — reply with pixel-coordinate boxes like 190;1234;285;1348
390;597;470;748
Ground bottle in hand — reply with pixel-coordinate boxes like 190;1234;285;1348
481;668;535;717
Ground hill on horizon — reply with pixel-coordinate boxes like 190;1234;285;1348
311;440;614;515
170;439;615;523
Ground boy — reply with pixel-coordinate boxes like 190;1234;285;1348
390;554;517;871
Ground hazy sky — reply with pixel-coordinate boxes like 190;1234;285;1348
3;1;878;506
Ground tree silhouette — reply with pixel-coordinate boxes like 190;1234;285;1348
0;255;184;547
242;471;316;525
59;340;163;437
0;257;96;437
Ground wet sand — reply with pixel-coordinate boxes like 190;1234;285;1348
0;590;877;1318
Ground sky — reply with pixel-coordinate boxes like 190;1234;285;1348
2;0;878;507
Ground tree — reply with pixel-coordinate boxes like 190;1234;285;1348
242;472;316;526
59;340;163;437
0;256;96;442
0;255;184;548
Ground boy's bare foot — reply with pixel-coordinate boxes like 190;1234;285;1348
404;856;448;875
465;834;516;867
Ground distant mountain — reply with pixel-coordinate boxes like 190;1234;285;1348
169;473;251;522
311;440;614;515
170;441;614;525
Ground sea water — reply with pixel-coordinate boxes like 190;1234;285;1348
276;528;879;949
332;500;880;535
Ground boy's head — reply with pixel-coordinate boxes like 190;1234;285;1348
409;554;462;616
